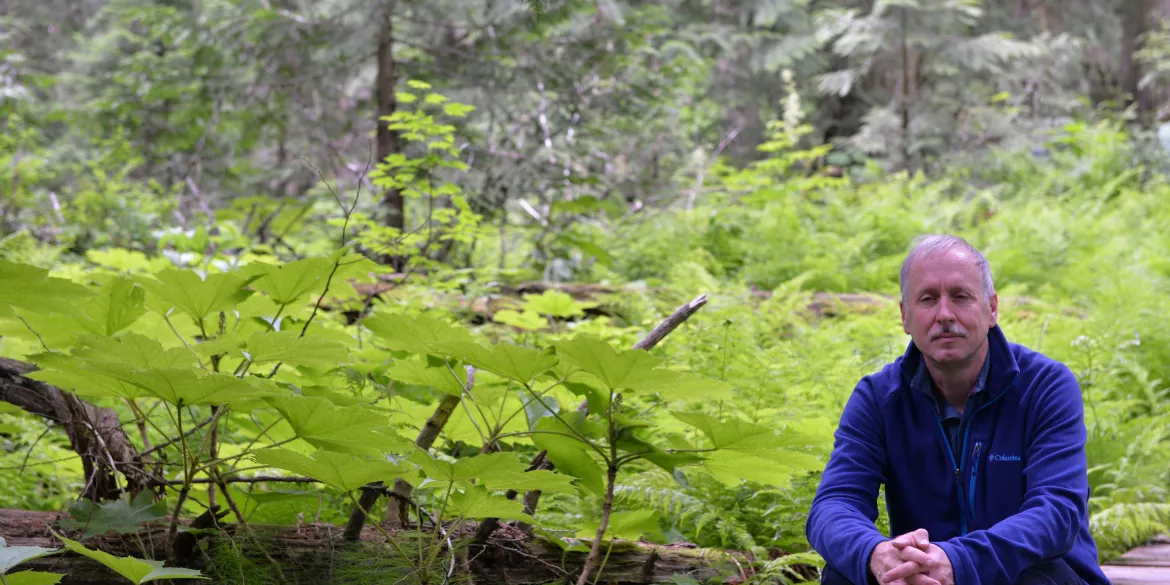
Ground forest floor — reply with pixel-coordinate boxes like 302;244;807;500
1103;535;1170;584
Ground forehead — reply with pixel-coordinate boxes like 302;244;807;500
905;249;982;291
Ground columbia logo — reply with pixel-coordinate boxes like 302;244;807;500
989;454;1021;462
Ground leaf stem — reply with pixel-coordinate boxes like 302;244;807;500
443;361;490;442
167;405;194;560
164;311;210;372
577;409;619;585
523;383;609;461
267;249;345;379
493;429;595;443
493;377;566;436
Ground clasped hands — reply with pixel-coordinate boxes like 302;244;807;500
869;529;954;585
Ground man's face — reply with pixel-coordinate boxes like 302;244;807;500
899;248;998;368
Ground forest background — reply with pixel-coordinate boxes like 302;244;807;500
3;1;1170;584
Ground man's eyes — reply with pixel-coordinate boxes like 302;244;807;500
917;293;971;302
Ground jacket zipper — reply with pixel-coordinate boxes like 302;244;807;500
968;441;983;512
954;374;1016;534
931;412;966;535
932;372;1017;537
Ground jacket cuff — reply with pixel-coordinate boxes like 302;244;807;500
855;533;888;585
935;541;969;585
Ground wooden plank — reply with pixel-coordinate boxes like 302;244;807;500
1101;565;1170;585
1110;545;1170;567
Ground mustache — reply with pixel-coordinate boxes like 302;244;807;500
929;324;968;340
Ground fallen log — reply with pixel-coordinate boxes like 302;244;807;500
0;508;760;585
0;358;151;502
333;276;900;327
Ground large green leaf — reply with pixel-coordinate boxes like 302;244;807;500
248;257;334;306
671;412;791;454
0;260;95;318
0;541;59;574
265;396;411;456
671;412;823;486
474;455;578;494
384;358;468;396
52;532;206;583
637;371;735;402
32;334;197;400
99;369;284;406
522;389;560;431
429;341;558;385
522;289;599;318
530;418;604;496
74;277;146;337
140;269;255;322
71;333;195;370
24;344;160;401
57;492;167;539
250;449;413;492
449;485;531;521
362;313;476;353
492;309;547;331
409;451;576;494
695;451;822;486
562;380;610;414
409;450;501;484
615;431;704;473
576;510;663;541
3;571;65;585
245;331;349;367
553;336;672;392
25;367;151;401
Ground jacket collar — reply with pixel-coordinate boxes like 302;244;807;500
899;325;1020;399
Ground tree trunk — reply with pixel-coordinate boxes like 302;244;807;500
0;358;151;502
898;6;914;171
1120;0;1156;123
0;509;761;585
377;0;404;232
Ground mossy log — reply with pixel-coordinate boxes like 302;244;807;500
0;508;764;585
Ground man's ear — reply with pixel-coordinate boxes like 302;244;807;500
900;300;909;335
988;292;999;328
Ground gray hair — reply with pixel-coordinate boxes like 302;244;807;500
899;234;995;302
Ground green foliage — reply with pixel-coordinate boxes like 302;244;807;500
58;492;168;540
4;0;1170;580
53;532;206;583
1090;503;1170;562
0;538;59;574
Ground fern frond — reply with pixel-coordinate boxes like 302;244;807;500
940;33;1044;74
1090;502;1170;562
613;473;763;555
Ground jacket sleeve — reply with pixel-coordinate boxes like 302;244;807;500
936;364;1090;585
806;377;889;585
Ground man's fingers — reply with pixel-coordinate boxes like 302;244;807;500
880;561;929;584
896;546;933;566
891;529;931;551
906;573;942;585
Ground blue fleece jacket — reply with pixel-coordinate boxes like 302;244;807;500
805;326;1109;585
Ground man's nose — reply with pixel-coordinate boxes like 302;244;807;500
937;297;956;321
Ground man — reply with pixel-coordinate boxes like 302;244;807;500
805;234;1110;585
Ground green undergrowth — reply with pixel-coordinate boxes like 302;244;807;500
0;114;1168;583
204;533;469;585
